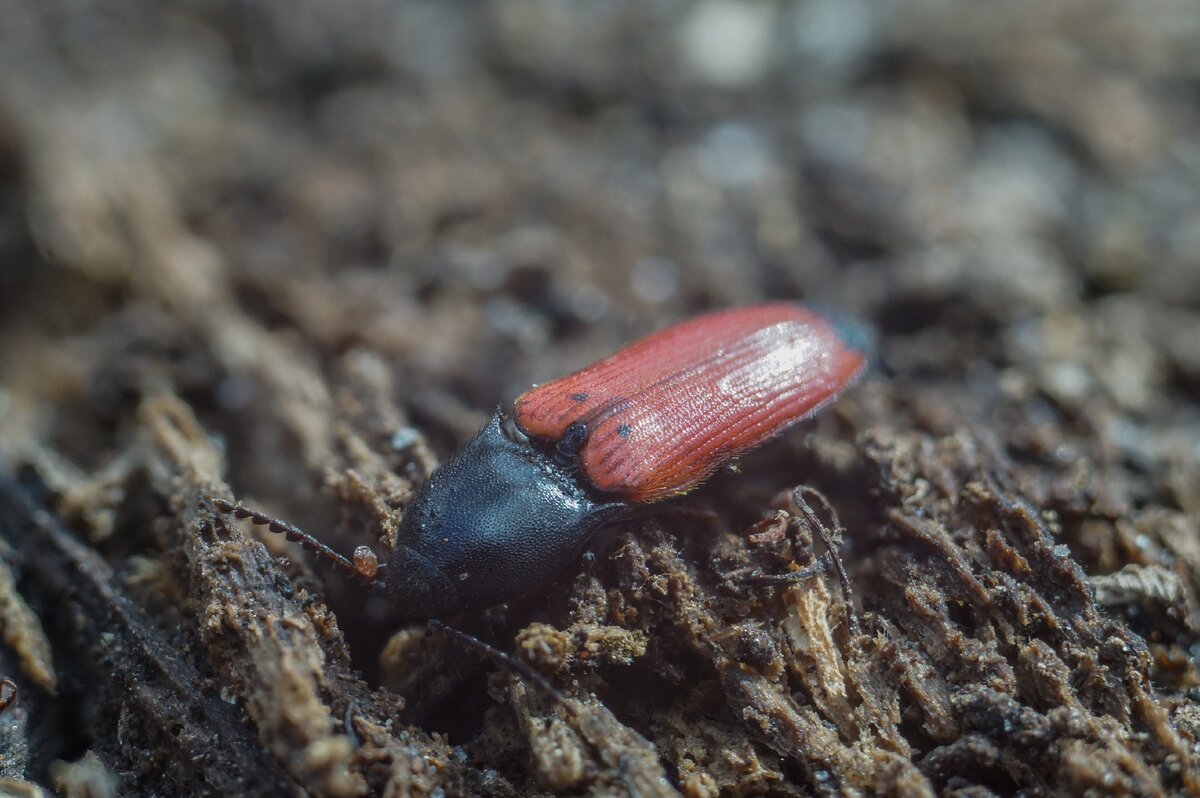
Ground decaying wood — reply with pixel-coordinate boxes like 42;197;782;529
0;477;296;796
1;2;1199;796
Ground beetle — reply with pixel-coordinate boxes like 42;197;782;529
214;302;870;620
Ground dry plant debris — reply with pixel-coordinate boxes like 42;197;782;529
1;2;1199;796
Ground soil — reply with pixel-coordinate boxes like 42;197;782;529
0;2;1198;796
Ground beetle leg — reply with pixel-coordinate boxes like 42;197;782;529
790;486;859;636
737;486;860;636
736;556;830;586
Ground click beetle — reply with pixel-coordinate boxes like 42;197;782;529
215;302;869;620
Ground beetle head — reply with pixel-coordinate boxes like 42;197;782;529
383;543;458;620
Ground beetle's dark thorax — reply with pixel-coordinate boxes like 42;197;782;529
392;410;624;616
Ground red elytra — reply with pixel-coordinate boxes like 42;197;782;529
514;303;868;503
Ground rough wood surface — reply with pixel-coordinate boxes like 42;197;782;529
1;3;1198;796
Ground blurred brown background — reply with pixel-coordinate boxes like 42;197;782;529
0;2;1198;796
